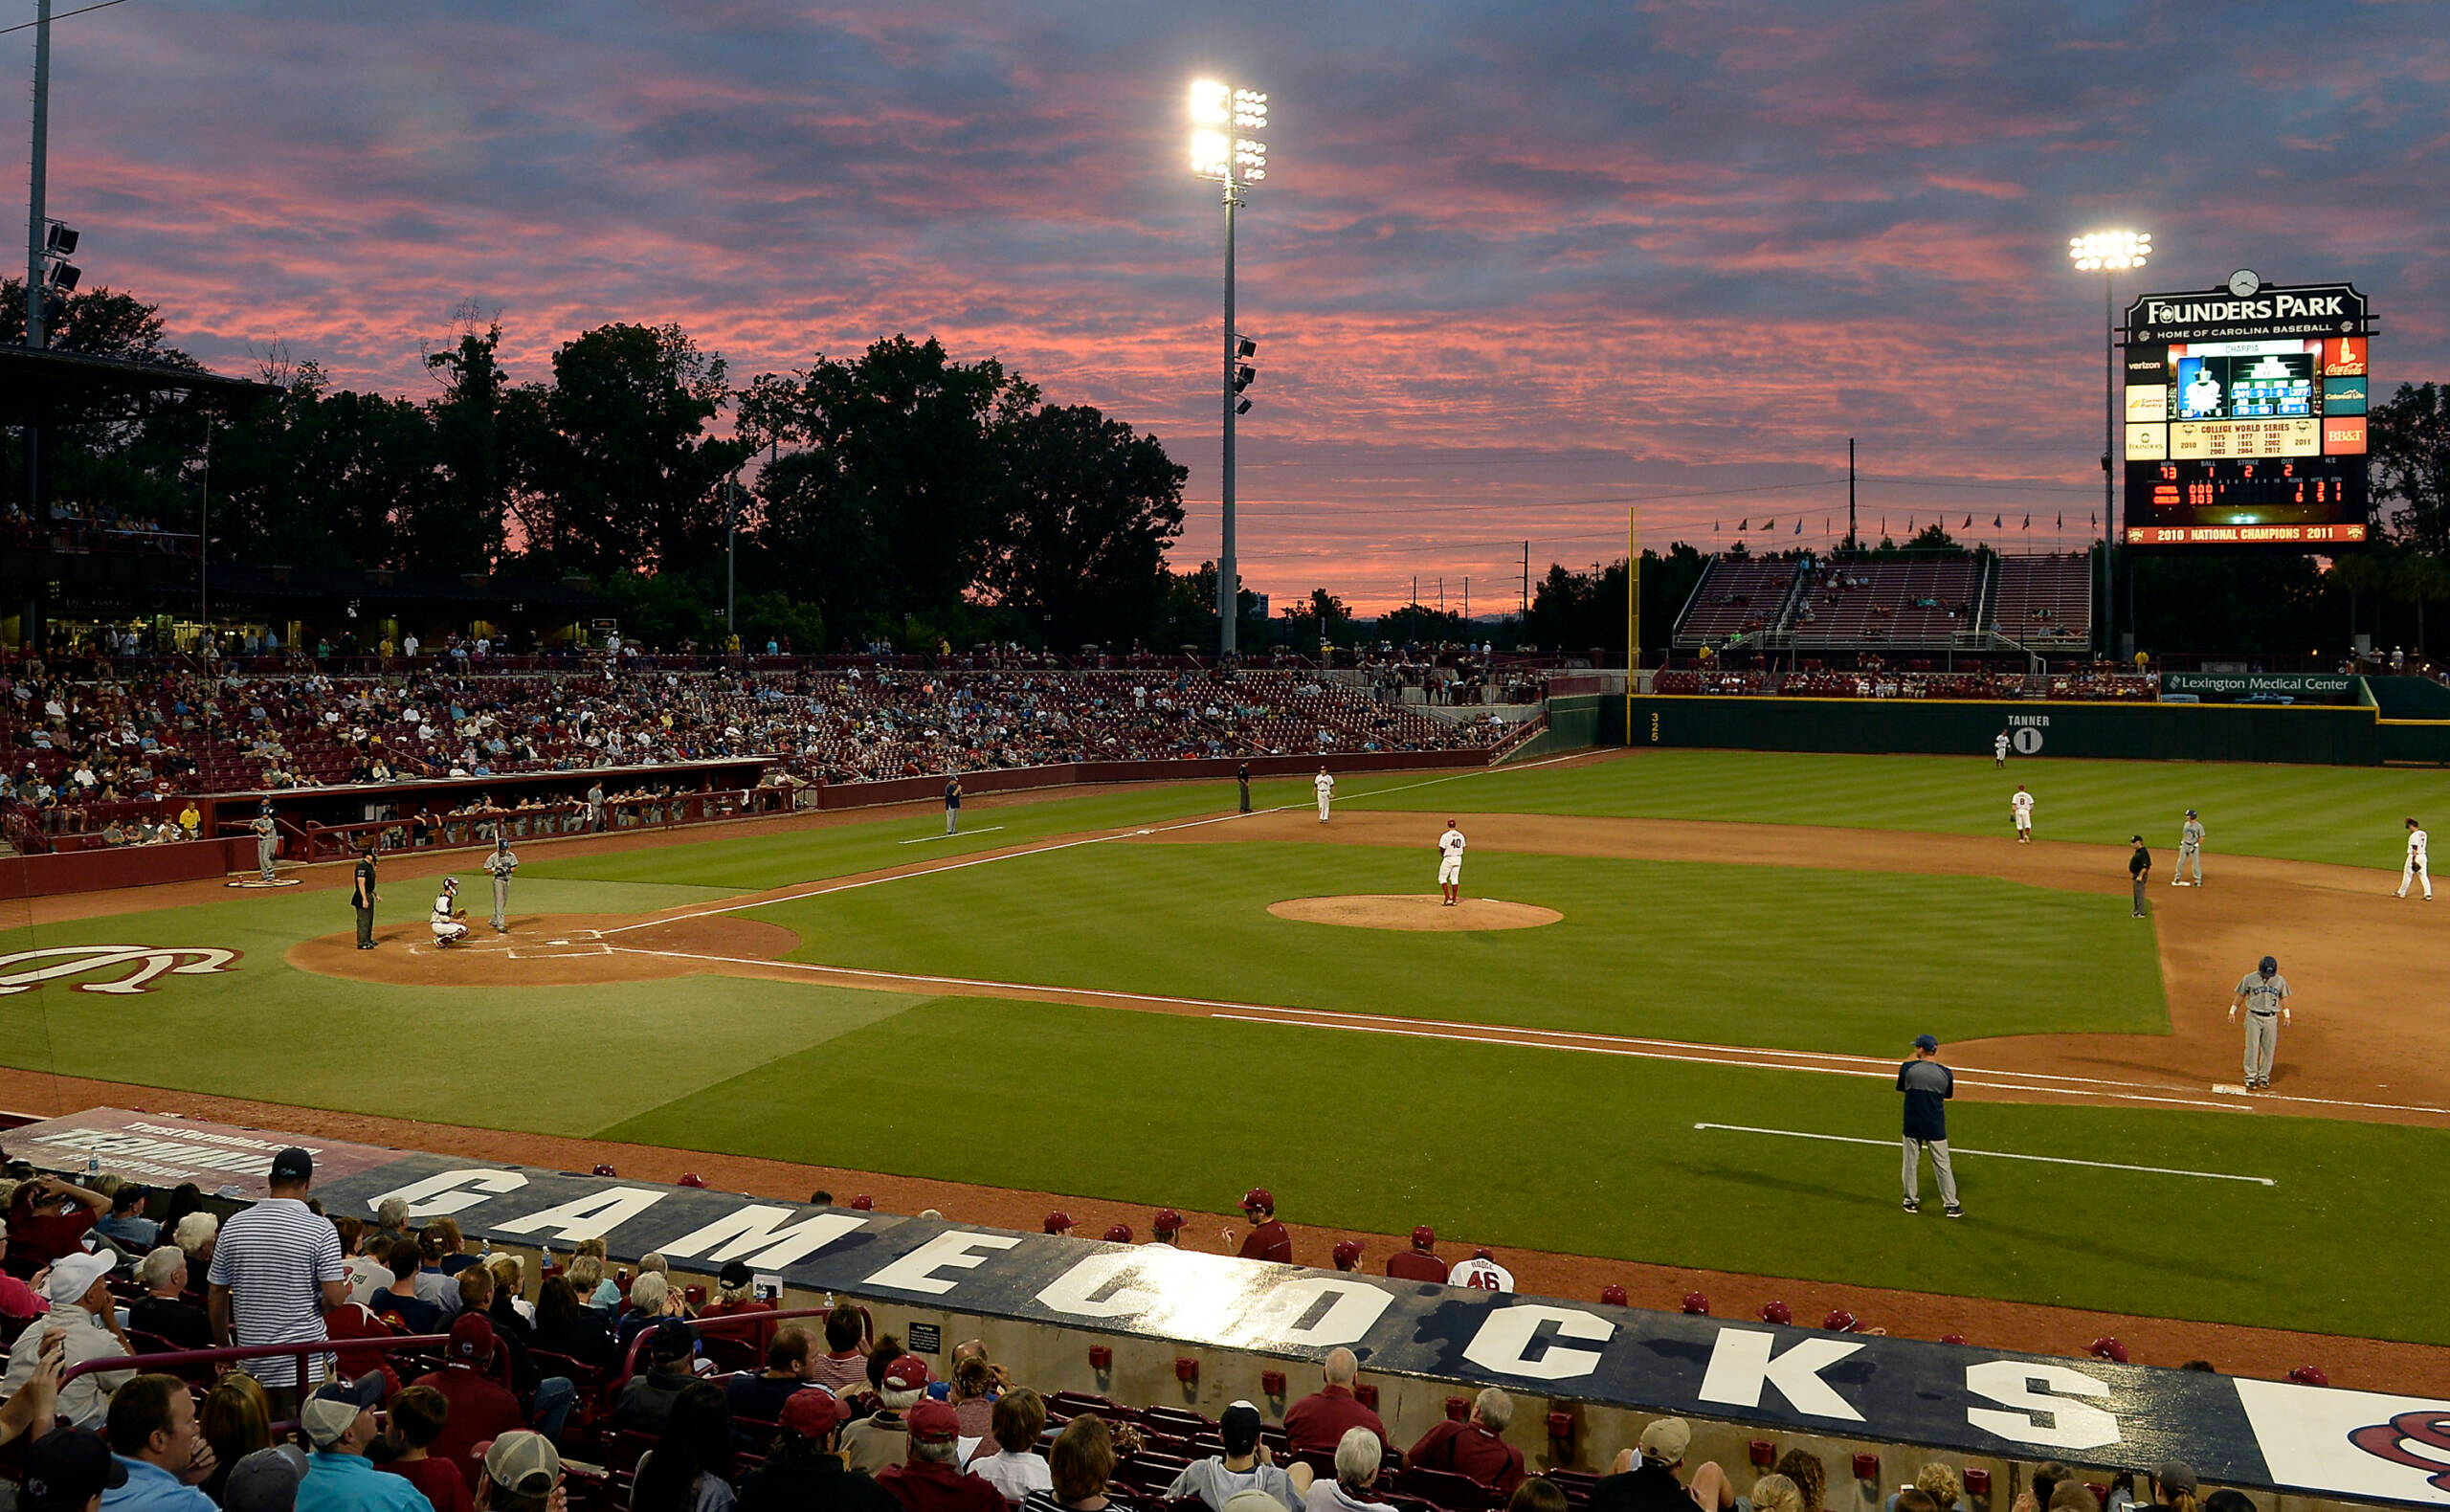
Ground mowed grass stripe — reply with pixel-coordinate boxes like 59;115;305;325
1366;748;2438;871
754;841;2166;1053
604;995;2450;1345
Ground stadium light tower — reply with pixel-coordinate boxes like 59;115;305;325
1190;78;1268;657
2069;229;2149;659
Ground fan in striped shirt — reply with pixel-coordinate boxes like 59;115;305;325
206;1146;346;1413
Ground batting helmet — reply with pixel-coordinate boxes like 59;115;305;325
1152;1208;1184;1234
1823;1309;1859;1333
2288;1365;2330;1387
1332;1239;1364;1268
849;1194;875;1211
1043;1212;1073;1234
1759;1301;1793;1325
676;1172;705;1189
590;1163;617;1177
1102;1223;1133;1243
1681;1291;1710;1316
1940;1333;1970;1346
1599;1285;1628;1306
2089;1336;2129;1364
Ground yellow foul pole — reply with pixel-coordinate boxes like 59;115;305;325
1627;505;1639;734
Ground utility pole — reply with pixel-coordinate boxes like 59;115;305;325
724;474;737;653
1520;541;1529;626
1847;437;1857;552
1462;576;1469;625
23;0;52;529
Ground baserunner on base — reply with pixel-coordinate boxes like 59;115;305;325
2230;954;2291;1091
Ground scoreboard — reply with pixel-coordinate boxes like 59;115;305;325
2122;278;2372;547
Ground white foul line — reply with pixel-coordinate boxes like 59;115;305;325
1692;1122;2277;1185
898;826;1006;845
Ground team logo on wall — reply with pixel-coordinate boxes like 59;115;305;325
2349;1412;2450;1494
0;945;240;997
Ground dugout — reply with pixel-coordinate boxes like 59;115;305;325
12;1106;2429;1512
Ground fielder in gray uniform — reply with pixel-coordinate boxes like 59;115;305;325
481;834;519;932
251;803;278;881
2174;809;2204;886
2229;955;2291;1090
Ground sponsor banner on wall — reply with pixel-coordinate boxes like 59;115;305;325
11;1110;2447;1506
5;1107;405;1196
2161;674;2357;699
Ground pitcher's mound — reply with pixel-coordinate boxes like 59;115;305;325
1267;895;1562;931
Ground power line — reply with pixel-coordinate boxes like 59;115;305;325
0;0;133;36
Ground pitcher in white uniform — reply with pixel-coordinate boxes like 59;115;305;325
1437;820;1467;905
2400;817;2431;900
1314;767;1335;823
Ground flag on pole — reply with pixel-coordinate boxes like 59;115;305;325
2057;513;2063;530
1737;519;1748;531
2022;514;2031;530
1993;513;2002;528
1765;519;1775;530
1794;519;1802;535
1963;514;1973;529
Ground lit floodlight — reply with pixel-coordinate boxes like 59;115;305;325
1191;78;1270;186
2068;230;2150;272
1191;79;1229;124
1191;130;1231;177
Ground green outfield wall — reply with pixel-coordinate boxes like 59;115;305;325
1610;693;2450;766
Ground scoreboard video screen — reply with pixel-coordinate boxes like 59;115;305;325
2123;279;2372;547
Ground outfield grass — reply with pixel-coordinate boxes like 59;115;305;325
1367;748;2432;871
748;840;2167;1052
604;995;2450;1346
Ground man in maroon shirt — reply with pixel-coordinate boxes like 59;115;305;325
1283;1348;1386;1456
1385;1227;1446;1283
876;1400;1003;1512
1232;1190;1292;1264
410;1313;526;1490
1405;1389;1524;1495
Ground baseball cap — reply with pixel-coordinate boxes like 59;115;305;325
676;1173;706;1189
1220;1401;1264;1456
2089;1336;2128;1363
24;1428;126;1507
2130;834;2146;843
1912;1033;1939;1052
1331;1239;1363;1267
450;1311;496;1364
1410;1225;1436;1248
1239;1188;1274;1213
482;1434;563;1498
1637;1417;1691;1464
882;1354;931;1391
2260;955;2278;976
1102;1224;1133;1243
907;1400;961;1444
648;1318;695;1360
781;1389;846;1439
719;1260;754;1289
849;1194;875;1211
1043;1211;1073;1234
269;1147;313;1185
2185;809;2197;818
1152;1208;1183;1234
222;1446;308;1512
1472;1247;1494;1260
301;1372;385;1448
44;1250;114;1305
2153;1464;2198;1495
1599;1284;1628;1306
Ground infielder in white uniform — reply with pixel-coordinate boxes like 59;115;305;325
2399;817;2432;900
2010;785;2034;843
1314;767;1335;823
2228;954;2291;1090
2174;809;2204;886
431;878;472;947
481;835;519;931
1437;819;1466;905
1993;731;2009;767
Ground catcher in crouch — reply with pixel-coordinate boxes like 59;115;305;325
431;877;473;947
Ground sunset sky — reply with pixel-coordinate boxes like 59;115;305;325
32;1;2450;611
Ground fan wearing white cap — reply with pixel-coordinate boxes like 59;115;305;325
0;1251;131;1428
296;1375;430;1512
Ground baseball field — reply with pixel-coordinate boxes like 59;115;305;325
6;747;2447;1363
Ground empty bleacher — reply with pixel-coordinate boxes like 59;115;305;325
1987;554;2093;647
1787;558;1981;647
1671;557;1800;647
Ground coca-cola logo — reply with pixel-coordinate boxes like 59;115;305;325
0;945;239;996
2348;1411;2450;1492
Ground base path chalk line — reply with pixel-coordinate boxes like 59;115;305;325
599;750;1595;937
600;945;2241;1113
1692;1122;2278;1186
898;826;1006;846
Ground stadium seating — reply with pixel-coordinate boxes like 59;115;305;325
1787;559;1981;647
1671;558;1800;647
1987;555;2093;647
